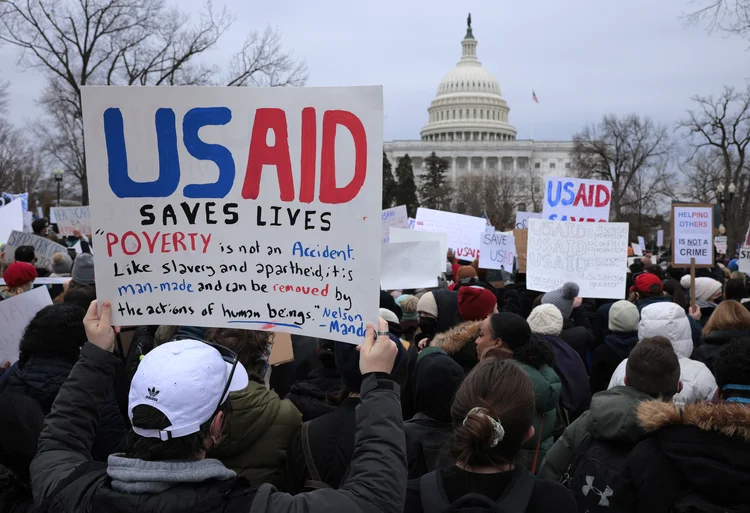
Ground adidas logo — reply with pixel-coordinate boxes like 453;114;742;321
146;387;160;402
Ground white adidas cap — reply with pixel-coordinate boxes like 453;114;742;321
128;339;249;441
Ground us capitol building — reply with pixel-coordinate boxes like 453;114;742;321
384;16;574;200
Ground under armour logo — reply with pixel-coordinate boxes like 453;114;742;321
582;476;613;506
146;387;160;402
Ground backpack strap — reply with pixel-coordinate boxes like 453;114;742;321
419;471;451;512
300;421;331;490
531;416;544;474
497;469;536;512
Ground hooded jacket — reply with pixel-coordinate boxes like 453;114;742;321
518;362;561;470
589;331;638;394
429;320;481;373
622;400;750;513
207;378;302;487
404;348;464;478
432;289;462;334
285;367;342;421
538;386;655;482
608;302;717;406
692;327;750;373
536;334;590;419
559;318;594;365
30;343;407;513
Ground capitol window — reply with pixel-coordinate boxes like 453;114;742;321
550;162;556;169
534;162;541;169
565;162;571;169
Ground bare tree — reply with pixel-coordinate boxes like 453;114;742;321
571;114;672;222
684;0;750;40
0;0;307;203
453;169;519;229
679;85;750;252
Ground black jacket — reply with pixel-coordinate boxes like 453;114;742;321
0;467;34;513
404;466;577;513
621;400;750;513
692;328;750;373
30;343;407;513
284;397;359;493
589;331;638;394
559;318;595;366
0;355;126;460
285;367;342;422
404;415;454;480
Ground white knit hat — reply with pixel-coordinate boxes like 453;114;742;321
527;304;564;336
694;277;723;302
417;291;439;317
379;308;400;325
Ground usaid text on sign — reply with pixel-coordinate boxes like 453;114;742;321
542;177;612;223
82;86;383;345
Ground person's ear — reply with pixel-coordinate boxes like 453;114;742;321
677;381;683;393
209;411;225;446
495;337;503;348
624;376;628;386
522;425;535;444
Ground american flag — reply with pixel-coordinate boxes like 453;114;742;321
532;90;539;104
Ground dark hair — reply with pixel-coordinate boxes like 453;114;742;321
0;393;45;481
662;279;688;310
451;359;535;467
125;400;231;461
714;337;750;394
31;218;48;234
317;339;336;369
14;245;35;263
204;328;271;377
626;337;680;398
19;304;87;363
515;334;556;369
666;265;686;281
644;265;664;281
725;278;748;301
62;283;97;311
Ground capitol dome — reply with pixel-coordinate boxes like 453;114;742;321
420;19;517;142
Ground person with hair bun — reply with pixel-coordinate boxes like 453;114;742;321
404;359;576;513
476;312;561;470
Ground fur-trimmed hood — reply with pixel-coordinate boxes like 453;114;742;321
430;320;481;373
637;400;750;441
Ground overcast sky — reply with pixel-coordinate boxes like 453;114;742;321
1;0;748;142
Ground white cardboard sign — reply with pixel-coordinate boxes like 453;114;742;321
515;211;542;230
527;219;629;299
414;207;486;261
714;236;727;255
389;227;446;276
739;247;750;274
657;229;664;247
672;205;713;267
631;242;643;256
381;205;408;244
81;85;383;345
638;236;646;251
479;231;516;272
0;287;53;364
0;199;24;245
2;230;68;269
542;176;612;222
380;241;441;290
52;206;92;236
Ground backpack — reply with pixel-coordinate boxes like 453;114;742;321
671;492;750;513
300;421;352;490
419;468;536;513
560;437;632;513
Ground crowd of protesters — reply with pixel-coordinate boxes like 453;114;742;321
2;223;750;512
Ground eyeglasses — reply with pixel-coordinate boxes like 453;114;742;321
171;336;238;419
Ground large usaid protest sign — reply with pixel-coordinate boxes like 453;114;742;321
414;207;486;260
52;206;92;236
526;219;629;299
542;177;612;222
81;86;383;345
671;203;713;268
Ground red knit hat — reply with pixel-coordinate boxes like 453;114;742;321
633;272;662;294
3;262;38;289
458;286;497;321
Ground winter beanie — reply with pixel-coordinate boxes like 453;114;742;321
51;252;73;275
3;261;37;289
380;289;403;319
541;282;579;318
379;308;399;325
71;253;95;285
694;277;723;302
608;300;640;332
396;294;419;321
729;259;739;272
458;286;497;321
455;265;478;282
489;312;532;351
527;304;564;336
417;291;439;318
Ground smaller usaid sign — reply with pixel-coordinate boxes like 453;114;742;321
542;177;612;222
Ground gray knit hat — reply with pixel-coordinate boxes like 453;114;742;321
51;252;73;275
71;253;95;285
608;300;640;333
541;282;579;318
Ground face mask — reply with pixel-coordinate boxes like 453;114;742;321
419;317;437;336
